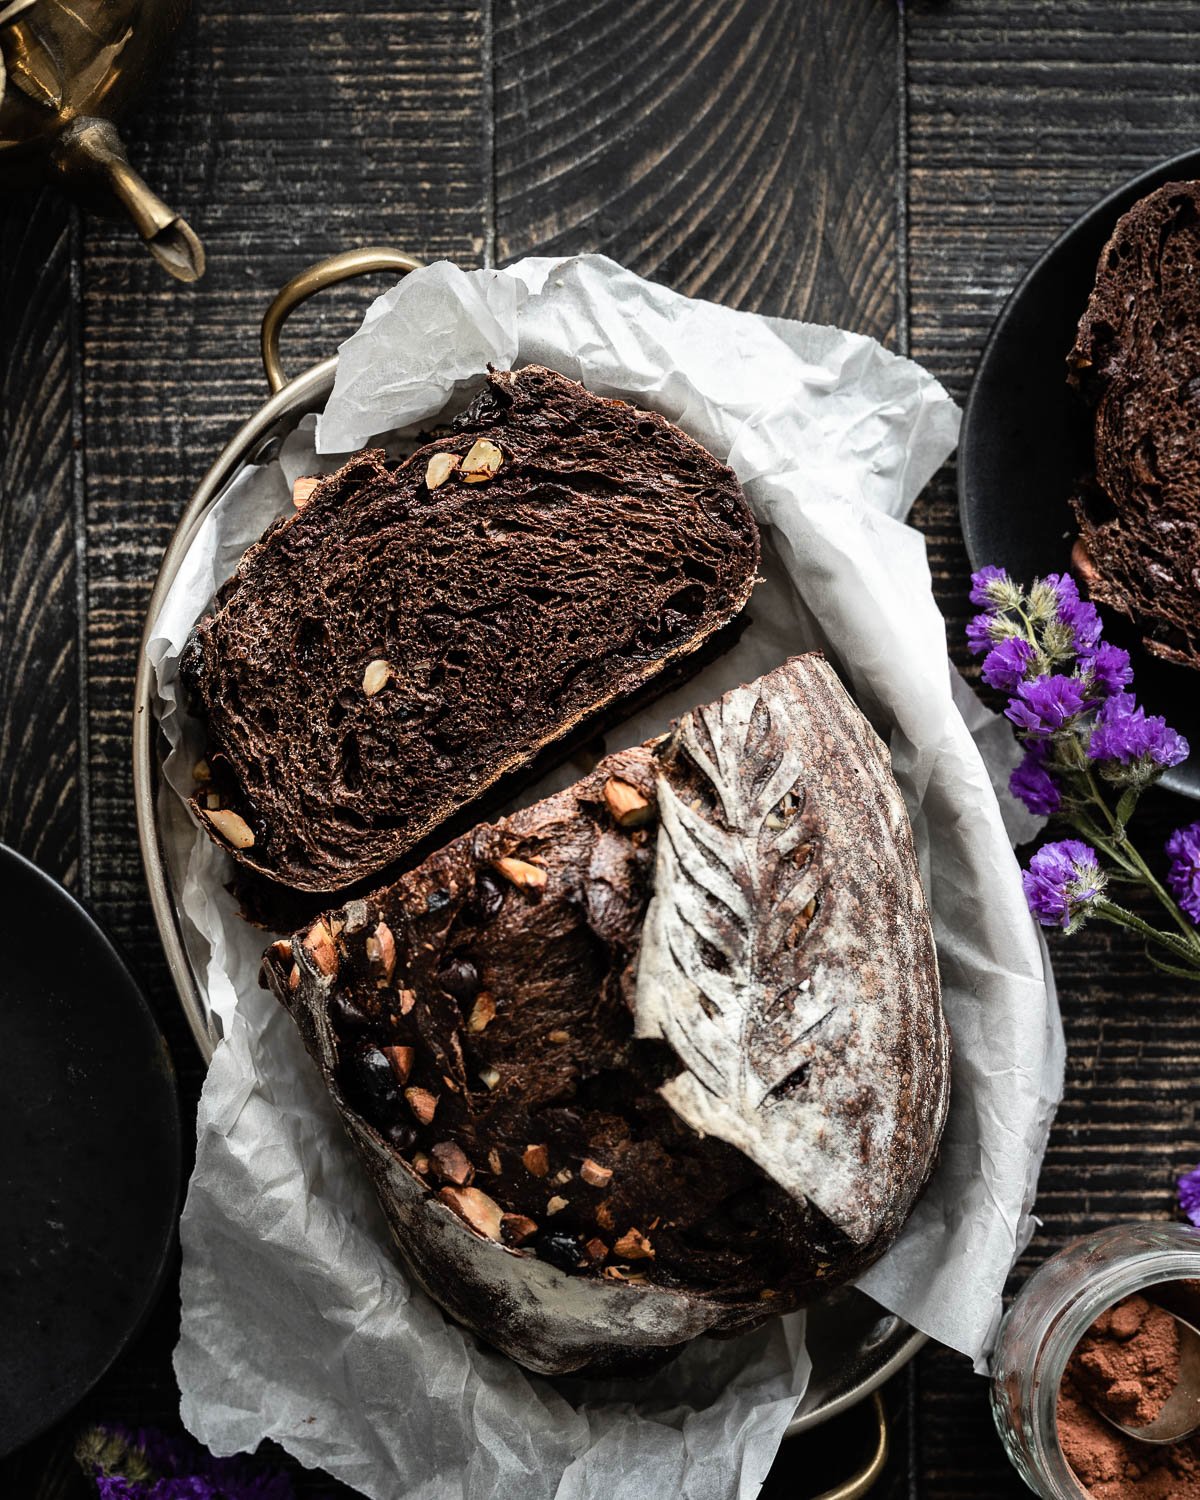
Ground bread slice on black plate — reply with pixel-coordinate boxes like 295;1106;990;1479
1068;179;1200;672
262;656;949;1375
181;366;760;893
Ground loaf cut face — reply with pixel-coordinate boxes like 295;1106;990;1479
264;656;949;1375
181;366;760;892
1068;180;1200;671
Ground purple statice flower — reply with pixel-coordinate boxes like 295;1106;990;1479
79;1424;298;1500
1080;641;1133;697
1022;840;1106;930
1179;1163;1200;1226
1044;572;1103;654
1087;693;1190;770
982;636;1035;692
1005;674;1092;736
1010;745;1061;817
966;611;1000;656
969;565;1011;607
1166;822;1200;925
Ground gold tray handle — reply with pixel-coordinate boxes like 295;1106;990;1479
260;247;424;394
811;1393;889;1500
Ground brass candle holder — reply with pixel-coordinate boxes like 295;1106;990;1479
0;0;203;281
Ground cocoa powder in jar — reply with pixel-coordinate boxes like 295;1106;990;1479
1057;1292;1200;1499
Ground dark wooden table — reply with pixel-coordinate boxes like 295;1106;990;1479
3;2;1199;1494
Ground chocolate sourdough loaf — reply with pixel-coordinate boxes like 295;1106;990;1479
1068;180;1200;671
181;366;760;893
263;656;949;1375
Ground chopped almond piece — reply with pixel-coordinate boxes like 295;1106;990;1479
467;992;496;1033
430;1141;475;1187
404;1087;438;1125
602;777;654;828
292;475;322;508
439;1186;503;1240
547;1029;570;1044
381;1045;414;1084
460;438;503;483
493;856;548;890
546;1195;569;1216
398;988;416;1015
595;1200;615;1231
501;1213;539;1246
362;659;392;697
366;921;396;983
580;1158;612;1188
487;1148;502;1175
583;1237;609;1266
424;452;460;490
203;807;256;849
302;919;338;977
613;1228;655;1260
523;1144;549;1178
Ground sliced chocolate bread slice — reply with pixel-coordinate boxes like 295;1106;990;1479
182;366;759;893
1068;180;1200;671
263;656;948;1375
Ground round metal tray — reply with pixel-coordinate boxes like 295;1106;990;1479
131;251;924;1457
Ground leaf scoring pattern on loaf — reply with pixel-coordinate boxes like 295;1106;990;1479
635;656;949;1247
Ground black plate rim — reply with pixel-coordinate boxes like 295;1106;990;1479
0;842;183;1457
958;144;1200;802
959;142;1200;566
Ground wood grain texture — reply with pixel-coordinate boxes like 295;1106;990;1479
0;189;83;891
906;3;1200;1494
494;0;901;341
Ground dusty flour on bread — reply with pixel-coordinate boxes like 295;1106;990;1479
636;657;949;1248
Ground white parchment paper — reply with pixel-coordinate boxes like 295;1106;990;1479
152;256;1065;1500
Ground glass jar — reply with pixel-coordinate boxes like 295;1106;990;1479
991;1221;1200;1499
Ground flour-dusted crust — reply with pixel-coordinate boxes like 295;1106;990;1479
263;656;950;1374
635;656;950;1248
182;365;759;893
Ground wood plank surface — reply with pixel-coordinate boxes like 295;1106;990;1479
494;0;902;341
0;191;82;891
906;3;1200;1493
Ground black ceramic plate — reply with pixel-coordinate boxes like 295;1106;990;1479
959;147;1200;800
0;845;180;1456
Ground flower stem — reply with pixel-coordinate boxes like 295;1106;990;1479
1092;899;1200;969
1078;766;1200;948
